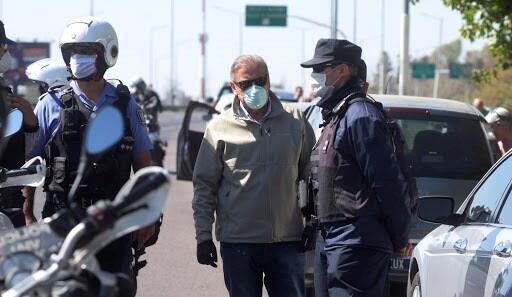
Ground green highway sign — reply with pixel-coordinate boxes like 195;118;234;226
412;63;436;79
245;5;287;27
449;63;473;79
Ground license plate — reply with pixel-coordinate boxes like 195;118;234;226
390;257;410;272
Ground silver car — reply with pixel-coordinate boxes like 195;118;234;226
294;94;500;295
411;148;512;297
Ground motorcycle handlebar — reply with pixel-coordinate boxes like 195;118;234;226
5;165;39;178
113;172;168;213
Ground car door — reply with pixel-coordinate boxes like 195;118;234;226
176;101;219;181
456;153;512;297
419;153;512;297
478;185;512;297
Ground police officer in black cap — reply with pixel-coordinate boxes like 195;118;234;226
302;39;412;297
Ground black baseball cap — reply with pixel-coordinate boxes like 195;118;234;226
0;21;15;46
301;39;361;68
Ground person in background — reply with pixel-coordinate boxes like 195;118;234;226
294;85;304;102
486;107;512;155
473;97;491;116
0;20;39;227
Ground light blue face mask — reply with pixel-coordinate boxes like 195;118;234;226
243;85;268;110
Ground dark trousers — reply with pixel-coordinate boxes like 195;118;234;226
316;233;390;297
220;241;305;297
315;230;329;297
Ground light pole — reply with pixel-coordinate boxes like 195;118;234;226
420;12;443;98
170;0;175;106
331;0;338;38
199;0;207;102
90;0;94;15
353;0;357;42
379;0;385;94
399;0;410;95
290;26;310;90
149;25;167;85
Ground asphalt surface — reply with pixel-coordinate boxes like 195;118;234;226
136;110;228;297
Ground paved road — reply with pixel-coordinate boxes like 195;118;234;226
135;110;228;297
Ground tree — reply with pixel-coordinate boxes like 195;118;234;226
437;0;512;81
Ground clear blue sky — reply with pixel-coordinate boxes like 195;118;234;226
1;0;485;101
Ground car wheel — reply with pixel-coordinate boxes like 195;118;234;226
407;272;421;297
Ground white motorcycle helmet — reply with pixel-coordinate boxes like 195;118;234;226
25;58;70;94
59;16;118;77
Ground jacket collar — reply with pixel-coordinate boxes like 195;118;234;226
316;77;363;111
232;90;284;121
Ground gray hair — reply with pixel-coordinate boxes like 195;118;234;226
230;54;269;80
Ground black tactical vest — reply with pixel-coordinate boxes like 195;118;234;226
43;84;135;215
310;94;381;224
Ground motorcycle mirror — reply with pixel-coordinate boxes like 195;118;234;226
84;106;124;156
68;106;124;217
3;109;23;138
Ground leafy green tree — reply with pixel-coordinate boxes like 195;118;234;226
435;0;512;81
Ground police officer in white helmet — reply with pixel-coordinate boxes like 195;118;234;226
25;17;155;294
26;58;70;96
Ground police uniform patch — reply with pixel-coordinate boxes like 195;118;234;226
137;107;146;125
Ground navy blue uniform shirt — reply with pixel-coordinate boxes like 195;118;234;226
323;100;410;253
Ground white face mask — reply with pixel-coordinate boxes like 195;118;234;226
310;72;328;98
0;51;12;74
310;65;343;98
69;54;97;79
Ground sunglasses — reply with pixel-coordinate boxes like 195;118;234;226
312;62;344;73
234;76;267;91
63;43;102;56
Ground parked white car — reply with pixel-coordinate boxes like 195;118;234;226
409;149;512;297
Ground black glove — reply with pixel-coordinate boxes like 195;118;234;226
197;240;218;268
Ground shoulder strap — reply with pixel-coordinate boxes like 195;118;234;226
112;83;132;137
59;87;75;108
331;91;368;117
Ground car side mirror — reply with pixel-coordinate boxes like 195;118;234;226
68;106;125;217
417;196;462;225
4;109;23;137
84;106;124;156
206;97;214;104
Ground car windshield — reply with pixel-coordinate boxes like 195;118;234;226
390;112;491;180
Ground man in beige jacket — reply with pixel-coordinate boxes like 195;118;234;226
192;54;315;297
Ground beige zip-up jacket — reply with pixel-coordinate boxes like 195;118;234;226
192;93;315;243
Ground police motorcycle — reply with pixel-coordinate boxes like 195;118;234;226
0;105;171;297
128;77;166;167
0;109;46;231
